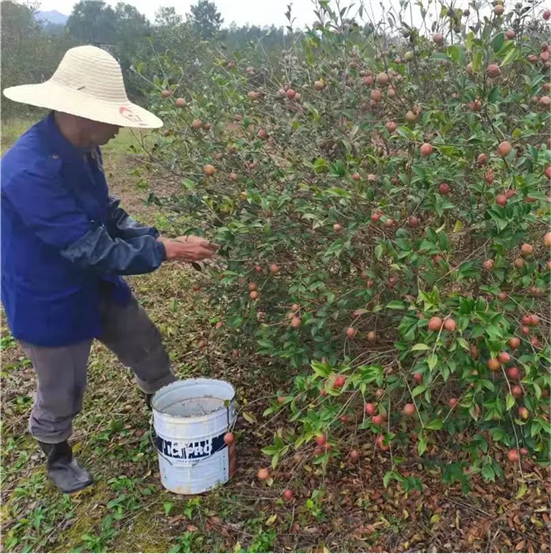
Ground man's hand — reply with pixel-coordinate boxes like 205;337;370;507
158;235;219;263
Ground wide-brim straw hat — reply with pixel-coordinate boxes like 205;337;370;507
3;45;163;129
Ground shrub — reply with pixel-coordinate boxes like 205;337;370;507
137;0;550;486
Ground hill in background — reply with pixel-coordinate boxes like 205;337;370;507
36;10;68;25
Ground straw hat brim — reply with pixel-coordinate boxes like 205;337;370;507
3;81;163;129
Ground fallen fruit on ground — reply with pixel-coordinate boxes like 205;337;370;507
257;468;270;480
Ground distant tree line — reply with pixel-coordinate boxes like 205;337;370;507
1;0;294;120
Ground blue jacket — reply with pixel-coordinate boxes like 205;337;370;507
1;113;166;346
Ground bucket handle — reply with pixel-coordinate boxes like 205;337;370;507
150;397;237;468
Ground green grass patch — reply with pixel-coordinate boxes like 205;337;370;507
2;118;145;157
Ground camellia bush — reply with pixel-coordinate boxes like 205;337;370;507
135;0;550;489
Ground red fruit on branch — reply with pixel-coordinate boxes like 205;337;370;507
497;141;512;157
366;331;377;343
291;317;302;329
420;143;434;157
487;358;501;371
334;375;346;388
507;366;521;380
529;314;540;326
496;195;508;207
486;64;501;78
371;414;385;425
377;72;389;85
364;403;376;416
439;183;450;195
377;435;390;451
520;243;533;256
370;89;382;101
507;449;520;462
428;316;443;331
408;216;419;228
444;318;457;332
402;403;415;416
498;352;511;364
518;407;529;420
508;337;520;349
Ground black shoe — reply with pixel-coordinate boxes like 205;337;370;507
37;440;93;494
140;391;153;410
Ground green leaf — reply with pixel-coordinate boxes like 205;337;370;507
163;502;174;516
447;45;463;64
412;384;427;397
411;343;430;351
418;434;428;456
242;411;257;424
472;51;483;73
427;354;438;371
426;419;443;430
516;483;528;499
492;33;504;53
481;464;495;482
312;361;331;378
488;86;500;103
506;393;515;411
386;300;405;310
501;44;517;66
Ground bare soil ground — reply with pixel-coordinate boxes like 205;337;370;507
1;125;549;553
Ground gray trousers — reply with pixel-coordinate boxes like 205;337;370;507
20;294;176;444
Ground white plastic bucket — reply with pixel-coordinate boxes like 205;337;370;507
151;378;237;495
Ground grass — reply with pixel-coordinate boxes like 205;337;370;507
1;116;145;157
1;119;550;553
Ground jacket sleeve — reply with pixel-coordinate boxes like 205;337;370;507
107;196;160;240
3;168;166;276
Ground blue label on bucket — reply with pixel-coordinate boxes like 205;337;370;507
156;432;226;460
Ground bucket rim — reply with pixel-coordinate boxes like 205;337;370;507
151;378;236;420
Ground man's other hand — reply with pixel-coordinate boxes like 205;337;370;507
158;236;219;263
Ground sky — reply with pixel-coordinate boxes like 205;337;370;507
38;0;336;27
35;0;477;28
33;0;532;27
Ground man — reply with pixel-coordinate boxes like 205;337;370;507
1;45;218;494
